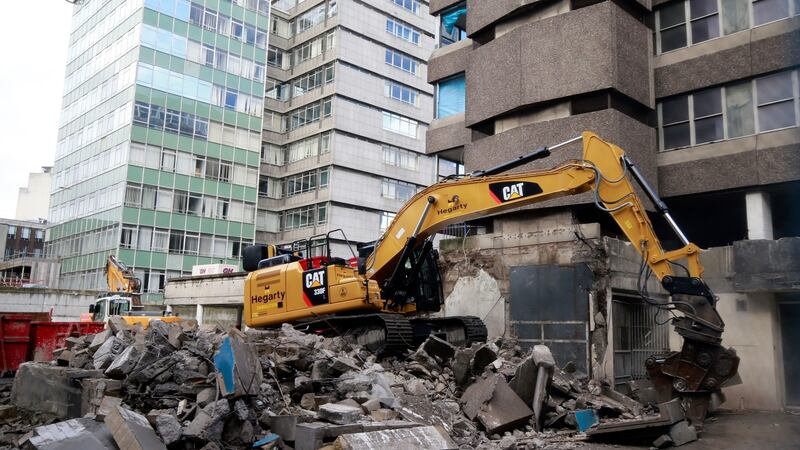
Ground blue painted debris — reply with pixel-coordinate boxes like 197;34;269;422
213;336;236;395
252;433;280;447
574;409;599;432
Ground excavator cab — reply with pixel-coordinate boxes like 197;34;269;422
89;295;132;323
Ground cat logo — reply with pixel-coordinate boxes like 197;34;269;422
489;181;543;204
305;271;325;288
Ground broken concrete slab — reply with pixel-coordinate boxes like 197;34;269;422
80;378;122;417
420;336;456;362
403;379;429;397
88;330;111;353
294;421;421;450
183;399;230;442
585;398;685;441
11;363;102;419
361;398;381;413
668;420;698;446
333;425;456;450
452;347;475;387
93;337;126;371
460;374;533;435
155;414;182;446
601;385;644;416
471;344;498;374
318;403;363;425
105;405;167;450
195;387;216;407
266;414;298;441
96;396;122;421
25;418;117;450
0;404;17;420
104;345;140;379
213;328;262;397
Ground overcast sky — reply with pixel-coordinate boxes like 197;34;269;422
0;3;74;219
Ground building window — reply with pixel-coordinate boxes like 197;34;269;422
6;226;15;239
120;227;137;249
386;18;420;44
289;98;332;130
21;228;31;240
379;211;396;232
392;0;419;14
382;111;418;137
385;49;418;75
440;3;467;46
438;157;465;180
296;4;326;34
383;145;418;170
436;74;466;118
385;81;419;105
658;69;799;150
656;0;798;54
382;178;418;202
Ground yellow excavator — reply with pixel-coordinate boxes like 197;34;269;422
86;255;181;328
242;131;738;422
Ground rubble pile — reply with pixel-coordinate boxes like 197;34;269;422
0;319;699;449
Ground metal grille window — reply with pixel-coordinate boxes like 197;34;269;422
659;69;799;150
612;295;670;390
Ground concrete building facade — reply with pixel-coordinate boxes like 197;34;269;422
256;0;439;254
0;218;59;288
15;167;53;222
427;0;800;410
47;0;270;302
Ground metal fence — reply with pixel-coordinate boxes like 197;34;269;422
612;293;670;390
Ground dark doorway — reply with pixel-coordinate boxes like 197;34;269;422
509;264;592;375
779;300;800;407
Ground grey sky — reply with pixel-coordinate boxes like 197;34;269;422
0;2;73;219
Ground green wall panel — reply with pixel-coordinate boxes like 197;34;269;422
134;251;152;267
159;172;175;188
122;207;139;224
189;177;204;193
242;223;255;239
200;218;215;234
139;209;155;226
150;252;167;269
171;214;186;230
127;165;144;182
185;215;201;232
174;174;190;190
155;211;172;228
143;168;160;185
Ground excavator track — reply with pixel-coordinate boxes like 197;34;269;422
292;314;486;354
293;313;413;355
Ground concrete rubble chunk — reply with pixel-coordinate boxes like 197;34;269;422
80;378;122;417
195;386;216;407
333;425;457;450
183;399;230;442
12;363;102;419
361;398;381;413
96;396;122;421
105;405;167;450
452;347;475;387
108;316;132;334
213;328;263;397
265;414;298;441
420;335;456;362
653;434;674;448
155;413;182;446
93;337;125;370
460;373;533;435
88;330;111;353
104;345;140;379
668;420;698;446
318;403;363;425
25;418;117;450
471;343;498;374
404;379;429;396
294;421;421;450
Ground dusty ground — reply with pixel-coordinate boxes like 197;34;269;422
582;410;800;450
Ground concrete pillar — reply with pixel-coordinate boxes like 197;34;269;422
196;304;204;326
746;191;773;240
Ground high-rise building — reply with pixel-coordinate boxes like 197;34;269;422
256;0;438;254
47;0;270;302
427;1;799;410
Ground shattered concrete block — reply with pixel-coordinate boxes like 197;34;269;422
420;336;456;362
370;409;399;421
26;418;117;450
668;420;698;446
361;398;381;413
108;316;132;334
653;434;673;448
104;345;140;379
336;373;373;395
460;374;533;435
155;414;182;446
337;398;362;409
105;405;167;450
80;378;122;417
452;347;475;387
95;396;122;421
403;379;429;396
128;351;179;384
601;385;644;416
88;330;111;353
294;421;420;450
65;337;86;350
318;403;363;425
12;363;101;419
333;425;456;450
331;356;360;374
196;387;216;407
183;399;230;442
69;349;92;369
471;344;498;374
266;415;298;441
92;337;125;370
214;328;263;397
56;349;74;367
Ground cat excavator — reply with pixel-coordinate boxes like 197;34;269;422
242;131;738;423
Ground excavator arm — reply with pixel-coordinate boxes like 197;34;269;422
105;254;142;294
367;131;737;422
